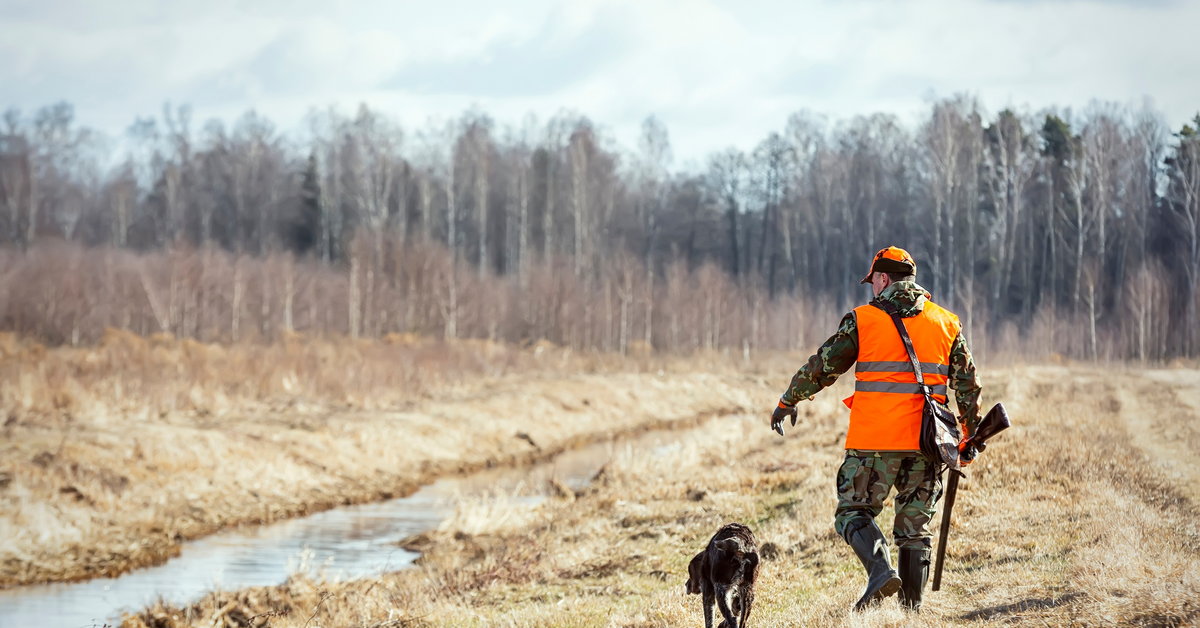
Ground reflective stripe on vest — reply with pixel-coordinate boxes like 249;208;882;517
856;361;950;376
844;300;960;451
854;381;949;396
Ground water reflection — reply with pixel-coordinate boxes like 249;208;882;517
0;424;691;628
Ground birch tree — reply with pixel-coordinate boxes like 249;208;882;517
982;109;1036;310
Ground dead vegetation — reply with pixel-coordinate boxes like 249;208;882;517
0;331;768;588
122;366;1200;627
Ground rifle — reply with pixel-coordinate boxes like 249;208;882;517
931;402;1011;591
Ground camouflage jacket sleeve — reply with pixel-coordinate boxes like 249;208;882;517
948;330;983;435
781;312;859;405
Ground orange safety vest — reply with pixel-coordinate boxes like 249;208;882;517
842;300;960;451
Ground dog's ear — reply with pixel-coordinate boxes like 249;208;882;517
686;551;705;594
744;552;760;580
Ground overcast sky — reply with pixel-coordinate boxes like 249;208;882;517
2;0;1198;166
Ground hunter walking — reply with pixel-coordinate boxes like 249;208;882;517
770;246;983;611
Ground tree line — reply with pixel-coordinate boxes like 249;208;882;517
1;97;1197;360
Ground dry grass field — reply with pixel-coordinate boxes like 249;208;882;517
0;331;765;588
119;363;1200;627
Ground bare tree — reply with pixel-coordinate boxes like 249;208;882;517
982;109;1036;309
920;96;981;304
751;132;794;296
469;114;494;276
504;115;538;286
0;109;32;246
636;116;672;345
707;149;747;278
568;121;592;278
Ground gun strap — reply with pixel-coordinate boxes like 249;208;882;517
870;299;934;405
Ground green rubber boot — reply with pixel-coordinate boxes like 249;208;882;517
845;521;902;611
899;547;930;611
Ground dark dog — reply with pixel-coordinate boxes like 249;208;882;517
685;523;759;628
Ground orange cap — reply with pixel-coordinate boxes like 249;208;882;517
860;246;917;284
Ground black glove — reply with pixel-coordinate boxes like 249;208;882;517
771;399;798;435
958;439;982;466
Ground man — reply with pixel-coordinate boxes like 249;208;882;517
769;246;982;612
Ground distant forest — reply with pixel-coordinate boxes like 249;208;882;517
1;96;1198;361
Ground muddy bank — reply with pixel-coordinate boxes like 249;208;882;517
1;417;712;628
0;369;772;588
10;408;734;589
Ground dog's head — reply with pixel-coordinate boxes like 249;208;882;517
712;537;758;581
714;537;748;557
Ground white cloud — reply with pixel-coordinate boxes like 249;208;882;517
1;0;1197;165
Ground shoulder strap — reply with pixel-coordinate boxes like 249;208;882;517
869;299;931;397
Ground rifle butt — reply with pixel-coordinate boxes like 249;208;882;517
931;471;959;591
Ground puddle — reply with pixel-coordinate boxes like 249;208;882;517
0;420;707;628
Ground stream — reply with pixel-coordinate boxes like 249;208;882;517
0;421;706;628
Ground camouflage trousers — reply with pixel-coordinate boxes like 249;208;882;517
833;450;943;550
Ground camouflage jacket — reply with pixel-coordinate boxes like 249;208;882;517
780;281;983;434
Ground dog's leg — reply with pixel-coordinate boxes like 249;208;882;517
740;584;754;627
715;584;738;628
742;554;758;626
702;583;716;628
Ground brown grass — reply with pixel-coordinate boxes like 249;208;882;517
120;365;1200;627
0;331;769;588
